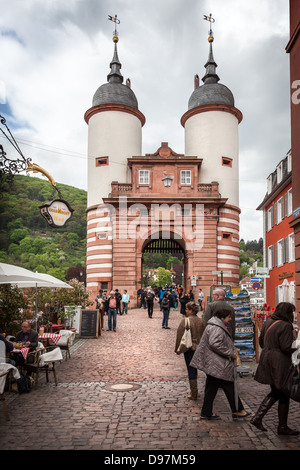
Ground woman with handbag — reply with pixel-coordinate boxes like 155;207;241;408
175;302;206;400
251;302;300;435
190;308;250;420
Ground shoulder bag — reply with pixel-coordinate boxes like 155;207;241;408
281;364;300;402
177;317;192;354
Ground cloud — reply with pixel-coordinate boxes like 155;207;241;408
0;0;291;242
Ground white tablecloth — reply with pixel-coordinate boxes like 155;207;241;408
0;363;20;394
38;348;63;367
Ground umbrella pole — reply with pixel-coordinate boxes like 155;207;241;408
35;283;38;330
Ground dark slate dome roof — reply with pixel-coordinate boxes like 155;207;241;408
93;82;138;109
188;82;234;109
92;38;138;110
188;39;235;110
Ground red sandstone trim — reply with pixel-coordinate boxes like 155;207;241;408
180;104;243;127
84;104;146;127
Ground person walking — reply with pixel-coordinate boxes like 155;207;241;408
198;289;204;311
250;302;300;435
114;289;122;315
179;293;190;316
175;301;206;400
190;308;251;420
105;291;120;332
121;290;130;315
95;289;105;332
203;288;235;339
146;288;156;318
137;288;144;308
161;293;171;329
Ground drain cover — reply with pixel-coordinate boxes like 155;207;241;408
104;383;141;392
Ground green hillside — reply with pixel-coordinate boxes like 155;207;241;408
0;174;87;281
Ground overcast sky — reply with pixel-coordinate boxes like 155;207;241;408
0;0;291;242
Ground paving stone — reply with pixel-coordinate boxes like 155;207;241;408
1;306;300;451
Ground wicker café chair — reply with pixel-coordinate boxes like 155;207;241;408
0;369;11;421
22;346;61;390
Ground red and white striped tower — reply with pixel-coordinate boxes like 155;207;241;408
84;31;145;299
181;23;243;286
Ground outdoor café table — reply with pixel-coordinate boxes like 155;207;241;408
38;333;61;346
11;347;30;361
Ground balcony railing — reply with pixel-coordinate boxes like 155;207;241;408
110;181;220;197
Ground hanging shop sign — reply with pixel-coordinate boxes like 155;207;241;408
39;199;74;228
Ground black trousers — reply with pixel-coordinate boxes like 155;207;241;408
201;374;244;416
147;302;153;317
268;385;289;404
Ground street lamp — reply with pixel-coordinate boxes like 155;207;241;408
162;175;173;187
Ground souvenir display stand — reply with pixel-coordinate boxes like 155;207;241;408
226;291;257;371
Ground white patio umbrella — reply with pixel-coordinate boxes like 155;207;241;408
0;262;59;285
13;273;73;289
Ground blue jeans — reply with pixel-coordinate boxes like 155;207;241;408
108;308;117;330
162;308;169;328
184;349;197;380
122;302;128;314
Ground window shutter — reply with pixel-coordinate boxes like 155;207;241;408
271;245;274;269
271;206;274;228
275;203;278;225
275;242;278;267
285;237;289;264
285;193;288;218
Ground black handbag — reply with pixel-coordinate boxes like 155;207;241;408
281;364;300;402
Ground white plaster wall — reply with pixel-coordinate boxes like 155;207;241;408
87;110;142;208
184;110;239;207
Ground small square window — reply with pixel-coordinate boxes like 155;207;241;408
96;156;109;167
139;170;150;185
181;170;191;185
222;157;232;167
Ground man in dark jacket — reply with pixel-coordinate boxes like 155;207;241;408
146;289;156;318
13;321;39;365
16;322;39;351
203;289;235;338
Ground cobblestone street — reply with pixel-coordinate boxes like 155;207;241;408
1;305;300;453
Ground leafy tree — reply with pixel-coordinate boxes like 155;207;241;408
157;267;172;287
0;284;29;335
0;175;87;282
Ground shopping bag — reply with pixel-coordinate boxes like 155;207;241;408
281;364;300;403
177;317;192;354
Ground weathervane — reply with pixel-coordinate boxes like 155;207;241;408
108;14;120;41
203;13;215;42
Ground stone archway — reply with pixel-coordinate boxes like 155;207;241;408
141;232;186;290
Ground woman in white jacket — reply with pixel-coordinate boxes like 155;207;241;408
190;308;251;420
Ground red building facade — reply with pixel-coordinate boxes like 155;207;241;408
257;151;295;309
287;0;300;316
